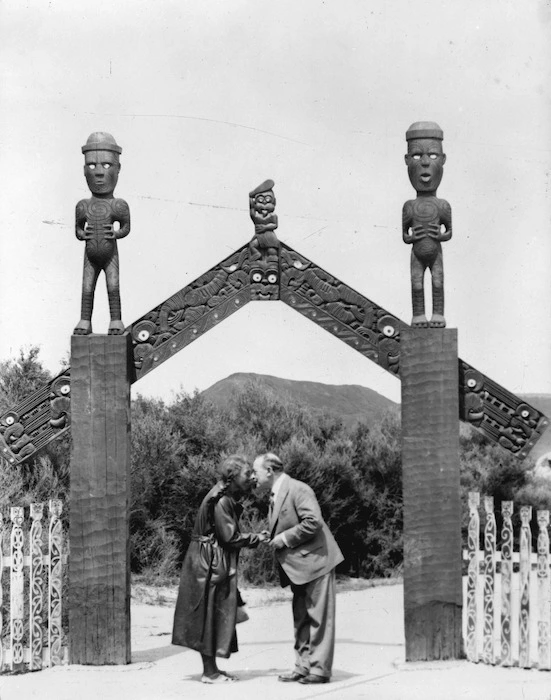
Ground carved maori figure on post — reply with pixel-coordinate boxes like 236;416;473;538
74;132;130;335
403;121;451;328
248;179;280;300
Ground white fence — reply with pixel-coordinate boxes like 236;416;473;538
0;500;65;671
465;491;550;671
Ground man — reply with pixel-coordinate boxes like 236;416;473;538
253;452;344;685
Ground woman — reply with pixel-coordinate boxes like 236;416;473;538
172;454;266;683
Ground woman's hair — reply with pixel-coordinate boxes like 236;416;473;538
217;454;249;484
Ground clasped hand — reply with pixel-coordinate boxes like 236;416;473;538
258;530;286;549
82;223;116;240
410;223;442;241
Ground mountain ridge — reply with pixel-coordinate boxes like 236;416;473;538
201;374;551;460
201;372;398;429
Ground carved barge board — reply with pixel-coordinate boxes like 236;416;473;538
0;240;547;465
69;335;131;665
401;329;463;660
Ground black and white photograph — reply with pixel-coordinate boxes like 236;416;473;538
0;1;550;698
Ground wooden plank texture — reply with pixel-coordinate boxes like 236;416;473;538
69;334;131;665
401;328;463;661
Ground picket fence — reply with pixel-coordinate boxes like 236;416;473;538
0;500;65;672
465;491;550;671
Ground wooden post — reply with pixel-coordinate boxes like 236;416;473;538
29;503;45;670
401;328;463;661
10;507;24;672
69;334;132;665
537;510;550;670
519;505;532;668
465;492;480;662
500;501;513;666
482;496;496;664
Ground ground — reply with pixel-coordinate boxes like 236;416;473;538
0;580;549;700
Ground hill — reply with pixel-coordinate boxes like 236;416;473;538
201;372;398;430
201;378;551;460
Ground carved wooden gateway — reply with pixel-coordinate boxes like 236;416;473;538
0;179;547;466
0;156;548;666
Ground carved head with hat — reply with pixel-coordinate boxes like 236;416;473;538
82;132;122;198
249;179;276;226
404;121;446;195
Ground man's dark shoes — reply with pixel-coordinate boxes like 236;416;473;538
298;674;330;684
278;671;307;682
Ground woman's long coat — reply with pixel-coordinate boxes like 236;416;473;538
172;482;260;658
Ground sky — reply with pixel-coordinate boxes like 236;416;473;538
0;0;550;406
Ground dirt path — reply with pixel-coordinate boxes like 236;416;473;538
0;582;548;700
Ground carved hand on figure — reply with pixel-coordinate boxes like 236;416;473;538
410;223;441;241
83;223;116;240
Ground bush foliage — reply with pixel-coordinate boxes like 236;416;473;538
0;347;547;585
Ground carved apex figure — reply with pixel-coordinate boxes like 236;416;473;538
249;179;279;263
74;132;130;335
403;121;451;328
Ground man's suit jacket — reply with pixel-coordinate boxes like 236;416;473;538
270;475;344;586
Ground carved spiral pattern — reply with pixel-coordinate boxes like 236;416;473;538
10;508;24;670
30;504;44;670
49;500;63;666
87;199;111;220
412;198;439;222
482;497;496;665
459;361;548;459
519;506;532;669
466;492;480;663
280;245;403;374
537;510;550;669
500;501;513;666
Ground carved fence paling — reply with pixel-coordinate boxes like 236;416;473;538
0;500;65;671
466;492;551;671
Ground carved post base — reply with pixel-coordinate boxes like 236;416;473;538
401;328;463;661
69;334;132;665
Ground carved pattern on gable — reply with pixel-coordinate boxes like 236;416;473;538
0;243;547;464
